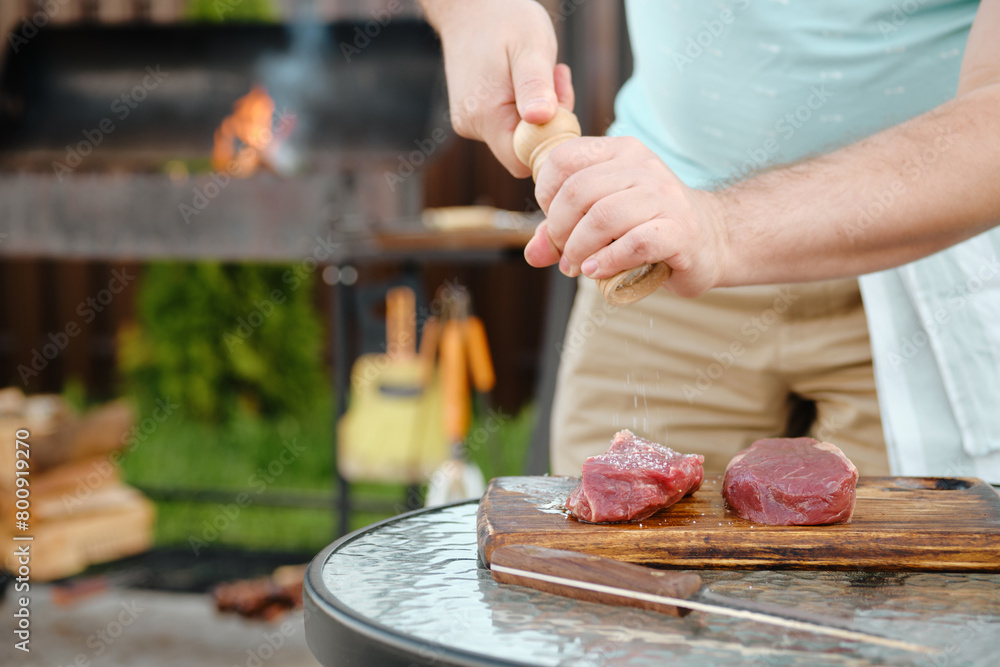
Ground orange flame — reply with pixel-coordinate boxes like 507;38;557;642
212;86;295;177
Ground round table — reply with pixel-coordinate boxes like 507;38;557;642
304;501;1000;666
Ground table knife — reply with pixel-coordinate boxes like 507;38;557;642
489;545;937;655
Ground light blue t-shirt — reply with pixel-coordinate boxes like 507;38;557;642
611;0;978;188
611;1;1000;483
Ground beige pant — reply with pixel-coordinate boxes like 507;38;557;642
551;277;888;476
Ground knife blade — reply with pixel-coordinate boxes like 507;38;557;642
489;545;937;655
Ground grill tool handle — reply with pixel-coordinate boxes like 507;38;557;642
513;109;672;306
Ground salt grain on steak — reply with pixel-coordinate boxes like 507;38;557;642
722;437;858;525
565;430;704;523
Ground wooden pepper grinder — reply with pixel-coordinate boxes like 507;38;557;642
513;108;672;306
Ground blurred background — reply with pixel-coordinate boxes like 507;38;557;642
0;0;630;664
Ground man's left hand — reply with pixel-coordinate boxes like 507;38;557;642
523;136;730;298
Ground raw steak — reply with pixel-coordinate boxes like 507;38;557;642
565;430;704;523
722;437;858;525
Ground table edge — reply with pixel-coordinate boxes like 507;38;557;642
304;499;534;667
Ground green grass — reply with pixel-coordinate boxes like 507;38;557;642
119;402;536;553
119;411;335;493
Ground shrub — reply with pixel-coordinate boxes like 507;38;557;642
118;262;327;423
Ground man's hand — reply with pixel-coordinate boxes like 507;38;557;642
422;0;575;177
527;0;1000;295
523;137;730;297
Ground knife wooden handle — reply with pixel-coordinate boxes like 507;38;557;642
490;545;702;617
513;108;671;306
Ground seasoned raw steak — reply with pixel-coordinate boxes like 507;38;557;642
722;437;858;525
565;430;704;523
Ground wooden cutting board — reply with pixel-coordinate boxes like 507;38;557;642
477;475;1000;571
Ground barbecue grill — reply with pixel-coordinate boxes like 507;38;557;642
0;20;446;259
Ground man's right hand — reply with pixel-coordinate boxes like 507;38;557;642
422;0;575;178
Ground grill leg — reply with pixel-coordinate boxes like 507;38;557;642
333;276;352;537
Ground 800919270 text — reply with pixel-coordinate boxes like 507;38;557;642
13;428;32;653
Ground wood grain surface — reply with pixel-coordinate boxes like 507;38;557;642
477;475;1000;571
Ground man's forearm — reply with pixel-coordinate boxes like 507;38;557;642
710;0;1000;293
718;89;1000;288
